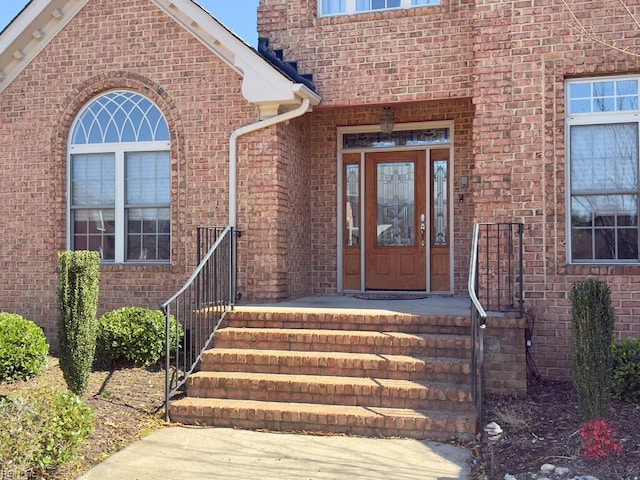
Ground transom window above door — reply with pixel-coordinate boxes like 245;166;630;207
68;91;171;264
319;0;440;16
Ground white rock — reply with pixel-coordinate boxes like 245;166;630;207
555;466;571;476
504;475;516;480
540;463;556;473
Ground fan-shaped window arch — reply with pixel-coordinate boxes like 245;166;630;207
71;91;170;144
68;90;171;263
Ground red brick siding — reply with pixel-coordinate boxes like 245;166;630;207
257;0;474;107
235;117;314;301
471;0;640;379
258;0;640;379
279;117;314;298
0;0;265;343
308;99;475;295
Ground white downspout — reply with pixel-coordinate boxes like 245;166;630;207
229;97;311;228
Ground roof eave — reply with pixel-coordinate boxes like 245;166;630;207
151;0;323;118
0;0;321;116
0;0;91;95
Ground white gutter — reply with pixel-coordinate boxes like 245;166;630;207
229;97;312;227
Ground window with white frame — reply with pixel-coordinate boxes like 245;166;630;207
320;0;439;16
566;77;640;263
69;91;171;263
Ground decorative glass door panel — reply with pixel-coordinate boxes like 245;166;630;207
430;149;450;291
376;162;415;246
433;159;448;246
343;153;362;290
365;151;426;290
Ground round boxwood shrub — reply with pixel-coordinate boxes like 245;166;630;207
0;388;94;477
612;338;640;404
0;312;49;382
96;307;183;367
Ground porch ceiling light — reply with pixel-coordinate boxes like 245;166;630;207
380;107;394;134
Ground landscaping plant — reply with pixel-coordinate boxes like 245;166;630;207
96;306;183;367
570;279;615;420
579;418;622;459
0;312;49;382
611;337;640;404
57;250;101;395
0;388;94;478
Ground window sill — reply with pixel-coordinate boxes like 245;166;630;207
100;263;172;272
564;263;640;276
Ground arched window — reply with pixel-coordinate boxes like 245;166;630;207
68;91;171;263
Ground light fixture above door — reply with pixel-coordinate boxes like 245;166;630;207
380;107;394;134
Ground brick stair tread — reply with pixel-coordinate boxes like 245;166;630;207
189;371;470;397
215;328;470;353
202;348;466;364
170;397;476;439
200;348;469;379
226;310;471;333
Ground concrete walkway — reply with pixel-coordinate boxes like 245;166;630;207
78;426;471;480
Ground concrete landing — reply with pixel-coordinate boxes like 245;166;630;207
78;426;471;480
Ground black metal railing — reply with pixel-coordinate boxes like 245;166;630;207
468;222;524;432
162;226;237;420
469;223;487;433
475;222;524;318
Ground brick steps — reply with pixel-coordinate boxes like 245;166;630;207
200;348;470;383
214;328;471;357
169;397;475;441
224;310;470;334
185;371;473;410
170;309;477;440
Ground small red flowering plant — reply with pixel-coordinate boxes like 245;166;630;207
579;419;622;459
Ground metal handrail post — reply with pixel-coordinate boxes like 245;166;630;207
163;226;236;421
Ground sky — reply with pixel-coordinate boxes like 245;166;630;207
0;0;260;46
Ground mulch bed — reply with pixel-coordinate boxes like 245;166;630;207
474;380;640;479
2;358;639;480
0;356;166;480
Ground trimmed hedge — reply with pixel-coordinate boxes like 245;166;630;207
0;312;49;382
570;279;615;420
0;389;94;477
612;338;640;404
96;307;183;367
57;251;101;396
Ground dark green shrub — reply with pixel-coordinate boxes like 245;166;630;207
96;307;183;367
57;251;101;395
612;338;640;404
0;312;49;382
0;388;94;477
570;279;615;420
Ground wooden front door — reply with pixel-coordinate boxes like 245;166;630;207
365;151;426;290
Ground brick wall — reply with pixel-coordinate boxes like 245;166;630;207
471;0;640;379
236;117;314;301
0;0;272;344
484;316;527;397
257;0;474;107
257;0;640;379
308;99;475;295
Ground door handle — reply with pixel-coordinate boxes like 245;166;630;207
420;213;426;247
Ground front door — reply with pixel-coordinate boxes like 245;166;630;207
365;151;426;290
